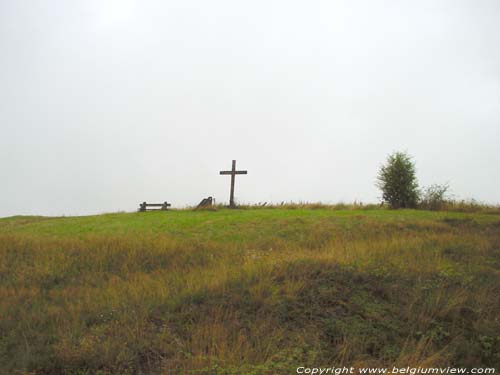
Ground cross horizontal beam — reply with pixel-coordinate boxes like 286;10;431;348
219;171;247;175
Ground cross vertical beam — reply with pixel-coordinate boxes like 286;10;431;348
219;159;247;208
230;160;236;207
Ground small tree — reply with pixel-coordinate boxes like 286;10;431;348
376;151;419;209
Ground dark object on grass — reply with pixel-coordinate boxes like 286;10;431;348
139;202;171;212
197;196;214;208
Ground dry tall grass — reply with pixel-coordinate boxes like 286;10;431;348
0;209;498;374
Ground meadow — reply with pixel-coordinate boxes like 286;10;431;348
0;207;499;374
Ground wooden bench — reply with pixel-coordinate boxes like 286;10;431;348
139;202;171;212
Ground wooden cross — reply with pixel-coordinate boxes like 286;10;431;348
219;160;247;208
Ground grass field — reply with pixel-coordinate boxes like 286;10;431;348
1;207;499;374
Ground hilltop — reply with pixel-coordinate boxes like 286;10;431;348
0;208;499;374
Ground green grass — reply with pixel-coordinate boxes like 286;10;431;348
1;208;499;374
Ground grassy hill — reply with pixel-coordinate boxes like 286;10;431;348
1;208;499;374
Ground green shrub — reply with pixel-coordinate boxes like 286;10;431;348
376;151;420;209
420;184;450;210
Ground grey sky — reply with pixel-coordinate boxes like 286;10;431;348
1;0;499;217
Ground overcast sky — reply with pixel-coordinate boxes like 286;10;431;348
1;0;499;217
